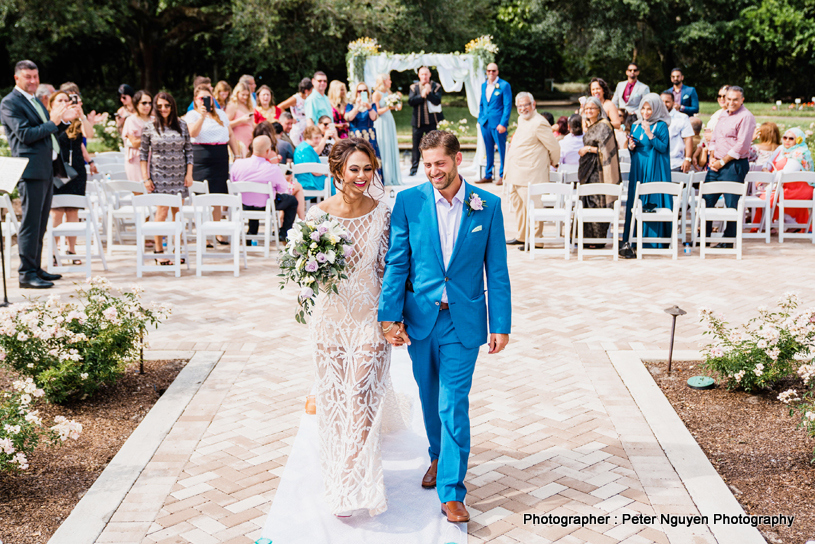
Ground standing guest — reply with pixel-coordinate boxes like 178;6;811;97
239;74;258;107
115;83;136;133
476;63;512;185
277;112;296;148
185;85;241;234
621;93;672;256
271;122;295;163
612;63;650;115
254;85;281;123
278;77;313;145
755;127;814;227
577;97;622;248
55;82;100;170
1;60;79;288
122;90;153;181
751;122;781;169
253;122;305;219
372;72;403;185
588;77;622;129
213;80;232;110
230;135;298;241
186;76;219;112
304;71;332;127
35;84;55;109
703;86;756;246
294;126;329;192
316;115;338;157
503;92;560;247
48;91;88;263
660;92;694;173
327;80;350;139
139;92;193;262
559;114;584;169
693;85;730;170
408;66;443;176
663;68;699;116
226;81;255;157
345;82;380;159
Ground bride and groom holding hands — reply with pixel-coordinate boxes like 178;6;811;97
304;130;511;524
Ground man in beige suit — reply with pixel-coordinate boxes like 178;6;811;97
504;92;560;248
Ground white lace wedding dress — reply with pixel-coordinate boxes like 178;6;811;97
307;200;398;516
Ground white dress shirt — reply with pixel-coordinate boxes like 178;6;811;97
667;109;694;170
485;80;496;104
433;180;465;303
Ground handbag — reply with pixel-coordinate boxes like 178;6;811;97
53;147;78;189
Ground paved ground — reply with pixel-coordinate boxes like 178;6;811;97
17;187;815;544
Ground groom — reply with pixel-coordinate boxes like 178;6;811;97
378;130;511;523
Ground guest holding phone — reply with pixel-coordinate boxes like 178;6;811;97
226;81;254;157
344;82;381;160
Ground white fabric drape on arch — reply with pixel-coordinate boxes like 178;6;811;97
352;54;487;175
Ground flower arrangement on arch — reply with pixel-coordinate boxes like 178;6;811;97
279;215;353;323
464;35;499;67
436;119;469;139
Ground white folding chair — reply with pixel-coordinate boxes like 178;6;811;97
319;156;329;165
193;194;247;277
293;163;332;204
46;195;108;278
1;194;20;278
180;180;210;245
227;181;280;257
628;181;684;259
132;194;189;278
93;151;125;163
278;163;291;175
774;171;815;243
696;181;748;259
99;163;127;177
671;172;693;239
573;184;622;261
103;180;144;255
525;182;573;259
742;171;775;243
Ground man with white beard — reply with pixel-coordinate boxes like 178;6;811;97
503;92;560;248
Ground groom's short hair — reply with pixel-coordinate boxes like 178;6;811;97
419;130;460;159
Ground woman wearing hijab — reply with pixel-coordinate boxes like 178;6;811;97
754;127;814;227
621;93;672;256
578;97;622;248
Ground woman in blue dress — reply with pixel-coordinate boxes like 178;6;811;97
621;93;673;255
372;73;403;185
344;82;382;161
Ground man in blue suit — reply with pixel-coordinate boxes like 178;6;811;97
378;130;511;523
663;68;699;116
476;63;512;186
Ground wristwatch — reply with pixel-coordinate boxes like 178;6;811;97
683;157;692;162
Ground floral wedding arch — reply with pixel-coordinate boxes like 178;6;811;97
347;36;499;172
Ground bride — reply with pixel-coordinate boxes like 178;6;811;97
305;138;406;517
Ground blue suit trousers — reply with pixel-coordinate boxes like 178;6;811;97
482;125;507;180
408;309;479;503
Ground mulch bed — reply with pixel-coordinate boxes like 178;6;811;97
646;360;815;544
0;358;187;544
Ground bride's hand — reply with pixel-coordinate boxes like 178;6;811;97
382;322;411;346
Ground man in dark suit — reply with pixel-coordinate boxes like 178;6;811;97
407;66;443;176
1;60;79;289
476;63;513;185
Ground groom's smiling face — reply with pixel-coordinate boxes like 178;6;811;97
422;146;462;192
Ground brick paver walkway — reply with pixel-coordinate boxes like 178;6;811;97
25;189;815;544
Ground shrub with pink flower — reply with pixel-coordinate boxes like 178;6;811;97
0;279;171;403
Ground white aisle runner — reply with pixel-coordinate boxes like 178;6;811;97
259;348;467;544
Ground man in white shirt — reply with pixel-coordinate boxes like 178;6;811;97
660;92;694;173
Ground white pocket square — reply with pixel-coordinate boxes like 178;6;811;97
472;225;482;233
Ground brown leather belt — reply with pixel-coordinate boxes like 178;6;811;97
439;302;450;310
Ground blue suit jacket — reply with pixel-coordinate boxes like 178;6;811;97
378;181;511;348
663;85;699;116
478;78;512;129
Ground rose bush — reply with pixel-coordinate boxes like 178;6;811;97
0;278;171;403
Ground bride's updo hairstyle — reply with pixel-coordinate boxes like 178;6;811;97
328;137;383;196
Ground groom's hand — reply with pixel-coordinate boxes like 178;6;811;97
382;322;411;346
488;334;509;354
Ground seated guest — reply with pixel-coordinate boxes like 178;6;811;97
230;135;298;241
278;112;296;147
559;114;584;168
554;116;569;140
315;114;337;157
751;122;781;170
294;126;329;192
540;111;555;127
503;92;560;247
272;122;295;163
252;122;305;219
754;127;814;227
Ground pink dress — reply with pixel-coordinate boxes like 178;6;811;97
229;107;254;156
122;115;147;181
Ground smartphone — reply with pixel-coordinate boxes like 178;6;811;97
360;91;368;103
202;96;213;112
70;94;79;105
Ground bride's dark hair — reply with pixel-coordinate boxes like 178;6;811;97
328;138;384;198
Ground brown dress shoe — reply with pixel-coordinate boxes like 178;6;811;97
441;501;470;522
495;177;503;186
305;395;316;415
475;177;493;184
422;459;438;488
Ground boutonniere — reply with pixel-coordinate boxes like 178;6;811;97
494;83;500;90
465;191;486;217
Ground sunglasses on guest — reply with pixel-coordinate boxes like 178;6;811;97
782;136;795;141
156;103;171;110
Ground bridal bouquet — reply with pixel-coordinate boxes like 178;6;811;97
279;217;353;323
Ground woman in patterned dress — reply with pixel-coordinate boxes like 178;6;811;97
139;91;193;260
307;138;398;517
